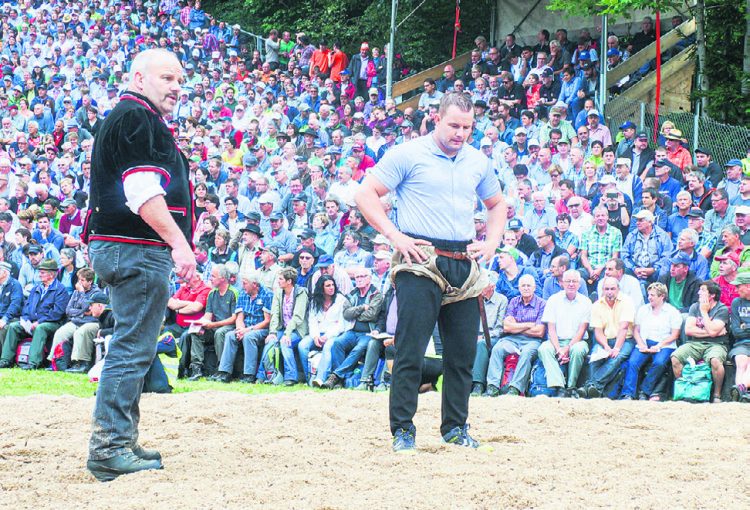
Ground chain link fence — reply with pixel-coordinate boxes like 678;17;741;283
604;98;750;166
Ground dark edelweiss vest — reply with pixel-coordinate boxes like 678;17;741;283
84;91;193;246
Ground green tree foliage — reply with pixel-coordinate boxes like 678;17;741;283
202;0;493;70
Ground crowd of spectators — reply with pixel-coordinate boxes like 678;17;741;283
0;0;745;404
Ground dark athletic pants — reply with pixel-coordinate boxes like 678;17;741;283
389;237;478;437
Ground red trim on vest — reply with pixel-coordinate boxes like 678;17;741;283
88;235;169;247
167;206;187;216
120;94;158;115
121;165;172;187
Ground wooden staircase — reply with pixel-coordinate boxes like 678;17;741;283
392;51;472;111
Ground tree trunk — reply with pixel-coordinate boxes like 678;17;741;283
695;0;708;116
744;0;750;95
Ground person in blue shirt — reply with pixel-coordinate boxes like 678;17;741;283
494;246;541;300
0;258;69;369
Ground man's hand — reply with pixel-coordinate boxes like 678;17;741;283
314;335;326;348
557;345;570;362
699;295;711;315
0;318;6;330
235;327;247;338
172;244;197;280
30;321;38;332
280;335;291;347
466;239;498;264
388;231;431;266
608;346;620;358
383;336;395;347
266;333;277;345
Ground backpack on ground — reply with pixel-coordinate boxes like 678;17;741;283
50;340;73;372
15;339;33;368
528;358;565;397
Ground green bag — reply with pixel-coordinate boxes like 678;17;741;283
673;362;712;402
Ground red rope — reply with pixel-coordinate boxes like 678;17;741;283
452;0;461;59
653;11;661;143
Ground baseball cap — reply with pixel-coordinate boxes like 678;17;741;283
299;228;316;239
716;251;741;266
240;224;262;236
514;127;527;135
507;218;523;231
725;158;743;167
291;193;307;202
616;158;631;167
261;245;279;258
269;211;284;221
599;174;617;185
317;254;334;267
528;139;540;148
480;137;492;147
619;121;636;130
694;147;711;156
373;234;390;246
86;291;109;305
731;269;750;285
368;87;378;96
670;252;692;266
496;246;520;260
258;193;274;204
686;207;705;218
373;250;392;260
607;48;621;58
587;109;600;117
473;211;487;222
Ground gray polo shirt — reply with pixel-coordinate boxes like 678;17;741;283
372;135;501;241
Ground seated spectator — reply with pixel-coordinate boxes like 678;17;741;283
713;252;740;308
578;276;635;398
528;227;566;279
579;206;623;288
48;267;98;372
0;261;23;351
538;269;592;397
484;275;546;396
728;271;750;402
619;282;682;400
685;208;717;261
471;272;508;396
671;280;729;403
622;209;672;289
333;231;371;277
493;246;540;300
258;267;308;385
321;267;383;389
214;272;272;384
68;292;112;374
299;275;353;385
309;254;353;296
710;225;749;278
184;264;238;381
0;259;69;369
658;252;701;313
523;191;556;232
168;273;211;376
542;255;588;299
256;245;282;291
596;258;645;309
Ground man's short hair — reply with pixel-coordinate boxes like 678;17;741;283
701;280;722;302
712;188;729;201
438;92;473;116
607;258;625;271
77;267;95;281
224;196;239;205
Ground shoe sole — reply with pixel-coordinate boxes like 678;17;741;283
393;446;417;455
87;462;163;482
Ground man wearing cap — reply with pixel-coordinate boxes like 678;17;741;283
712;251;740;308
585;109;611;148
615;121;636;158
356;92;506;451
624;131;655;179
0;258;69;370
266;211;298;263
671;280;729;403
622;208;672;286
657;252;701;313
49;267;99;373
664;129;691;171
717;158;743;203
0;260;22;353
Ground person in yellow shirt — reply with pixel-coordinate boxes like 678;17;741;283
578;276;635;398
